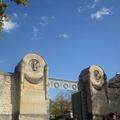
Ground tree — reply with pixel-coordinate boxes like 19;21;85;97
0;0;28;32
49;92;72;118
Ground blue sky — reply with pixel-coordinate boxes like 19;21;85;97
0;0;120;98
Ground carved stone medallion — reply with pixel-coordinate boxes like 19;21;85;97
22;53;46;84
90;65;105;90
29;59;40;72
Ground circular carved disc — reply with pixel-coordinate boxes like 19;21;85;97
90;65;105;90
22;53;46;84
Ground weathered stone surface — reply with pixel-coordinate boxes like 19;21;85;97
19;114;48;120
17;53;48;120
0;115;12;120
72;65;120;120
0;53;49;120
0;73;18;117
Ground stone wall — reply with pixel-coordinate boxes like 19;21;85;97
0;72;19;120
107;75;120;113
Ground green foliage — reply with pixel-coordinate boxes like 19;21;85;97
0;0;28;32
49;92;72;117
11;0;28;6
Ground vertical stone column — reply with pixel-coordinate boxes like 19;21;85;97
78;65;108;120
16;53;48;120
44;65;49;115
44;65;48;100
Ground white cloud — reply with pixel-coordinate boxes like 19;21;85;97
12;12;28;20
51;16;55;19
94;0;100;3
3;20;19;32
0;60;5;64
31;26;42;40
58;34;69;39
33;26;39;38
41;16;47;21
91;8;111;19
77;6;85;13
39;16;55;27
23;13;28;18
39;16;48;27
88;0;101;9
77;0;101;13
90;4;96;9
13;13;18;19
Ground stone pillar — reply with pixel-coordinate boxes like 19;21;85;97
78;65;108;120
16;53;48;120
